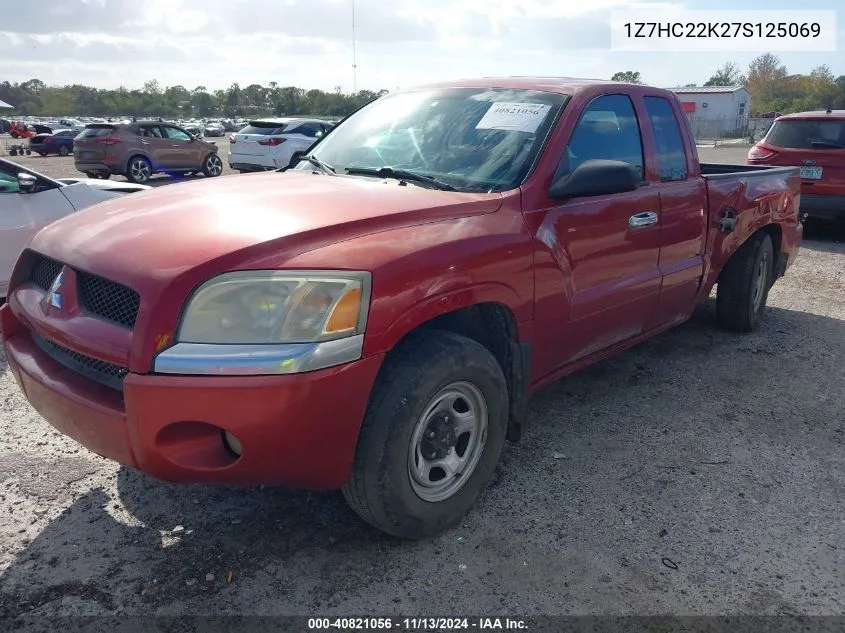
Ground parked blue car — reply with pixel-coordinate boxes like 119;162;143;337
30;129;77;157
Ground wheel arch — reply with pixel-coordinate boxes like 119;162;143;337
717;222;781;284
124;152;154;175
373;299;531;444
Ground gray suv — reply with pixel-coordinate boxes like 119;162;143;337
73;121;223;183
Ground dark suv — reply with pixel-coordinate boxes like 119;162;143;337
73;121;223;183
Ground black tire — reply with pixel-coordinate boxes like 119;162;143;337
342;330;508;539
126;155;152;184
202;153;223;177
58;145;69;156
716;232;774;332
37;152;47;157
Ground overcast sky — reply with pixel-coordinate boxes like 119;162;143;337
1;0;842;92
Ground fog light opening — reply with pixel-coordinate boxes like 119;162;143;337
222;430;243;458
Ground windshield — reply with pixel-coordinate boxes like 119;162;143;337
298;87;568;192
765;119;845;149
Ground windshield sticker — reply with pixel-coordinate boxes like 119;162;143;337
475;102;552;133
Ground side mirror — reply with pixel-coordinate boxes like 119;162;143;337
548;159;640;200
17;172;37;194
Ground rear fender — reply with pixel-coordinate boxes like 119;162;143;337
699;172;799;299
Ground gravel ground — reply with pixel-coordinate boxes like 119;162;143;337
1;144;844;624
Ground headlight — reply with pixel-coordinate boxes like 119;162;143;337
177;270;371;344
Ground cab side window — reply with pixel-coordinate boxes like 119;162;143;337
556;94;645;181
644;97;687;181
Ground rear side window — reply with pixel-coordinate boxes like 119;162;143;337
644;96;688;182
765;119;845;149
557;94;645;180
239;122;288;135
140;125;163;138
292;123;323;138
77;125;116;139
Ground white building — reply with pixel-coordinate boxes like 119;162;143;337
668;85;750;122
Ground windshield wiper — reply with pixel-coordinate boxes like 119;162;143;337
810;140;845;149
343;166;456;191
292;154;336;175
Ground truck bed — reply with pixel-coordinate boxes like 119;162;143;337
700;162;799;180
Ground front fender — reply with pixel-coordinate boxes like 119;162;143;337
366;282;527;356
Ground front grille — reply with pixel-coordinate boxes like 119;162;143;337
29;256;63;291
77;272;140;329
31;333;128;391
25;253;141;330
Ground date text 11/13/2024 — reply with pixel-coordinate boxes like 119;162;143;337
307;617;528;630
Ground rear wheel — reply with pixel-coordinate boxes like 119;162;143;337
342;331;508;539
58;145;70;157
37;152;47;157
126;156;152;184
202;153;223;177
716;232;774;332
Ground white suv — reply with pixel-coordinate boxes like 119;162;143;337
227;118;333;172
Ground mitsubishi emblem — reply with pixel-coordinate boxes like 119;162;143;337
47;270;64;309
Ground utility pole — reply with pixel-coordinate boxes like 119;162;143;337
352;0;358;93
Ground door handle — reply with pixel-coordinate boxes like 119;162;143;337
629;211;658;229
139;140;150;145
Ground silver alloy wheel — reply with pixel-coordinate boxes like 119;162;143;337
752;249;769;311
205;153;223;176
130;158;151;182
408;381;488;503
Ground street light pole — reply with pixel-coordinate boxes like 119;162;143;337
352;0;358;94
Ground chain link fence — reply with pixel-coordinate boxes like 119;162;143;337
687;116;775;146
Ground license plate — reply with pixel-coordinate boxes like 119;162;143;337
800;166;822;179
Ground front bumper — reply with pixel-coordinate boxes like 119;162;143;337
800;194;845;220
2;305;384;490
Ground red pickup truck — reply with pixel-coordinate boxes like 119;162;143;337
1;78;802;539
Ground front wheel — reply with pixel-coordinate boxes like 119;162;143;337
58;145;70;156
342;331;508;539
716;232;774;332
202;153;223;177
126;156;152;184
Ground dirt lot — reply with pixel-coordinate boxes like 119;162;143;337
1;145;843;625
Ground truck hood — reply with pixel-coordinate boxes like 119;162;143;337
29;170;503;287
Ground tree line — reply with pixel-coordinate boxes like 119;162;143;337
613;54;845;115
4;54;843;119
0;79;389;119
